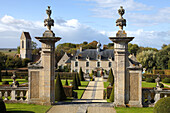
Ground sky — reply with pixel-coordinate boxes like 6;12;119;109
0;0;169;49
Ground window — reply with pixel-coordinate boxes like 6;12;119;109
86;62;89;67
22;40;24;48
75;69;78;72
109;62;112;67
86;69;89;73
97;62;100;67
75;61;78;67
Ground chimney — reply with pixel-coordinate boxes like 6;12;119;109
80;46;83;52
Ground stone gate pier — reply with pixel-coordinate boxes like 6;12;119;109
28;6;61;105
109;6;142;107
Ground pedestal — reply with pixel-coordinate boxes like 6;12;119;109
28;31;61;105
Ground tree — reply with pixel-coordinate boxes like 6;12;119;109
22;58;31;67
65;78;68;86
137;50;157;72
31;41;38;49
73;74;78;90
156;44;170;70
107;68;114;86
128;43;139;56
76;73;81;86
55;74;66;101
0;69;2;82
109;85;114;102
79;67;85;81
17;46;20;54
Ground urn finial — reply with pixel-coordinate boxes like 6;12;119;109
44;6;54;31
116;6;126;30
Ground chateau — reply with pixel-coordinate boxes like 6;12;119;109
70;42;114;76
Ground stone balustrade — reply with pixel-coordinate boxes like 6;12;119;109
142;88;170;107
0;86;28;103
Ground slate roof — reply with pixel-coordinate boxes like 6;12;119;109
71;49;114;61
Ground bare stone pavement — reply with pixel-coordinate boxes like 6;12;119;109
47;77;116;113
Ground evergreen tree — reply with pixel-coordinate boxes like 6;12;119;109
55;74;66;101
65;78;68;86
107;68;114;86
73;74;78;90
76;73;81;86
109;85;114;102
0;69;2;82
79;67;85;81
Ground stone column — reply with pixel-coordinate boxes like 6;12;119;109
110;36;134;107
28;6;61;105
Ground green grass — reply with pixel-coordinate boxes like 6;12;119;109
6;103;51;113
61;80;89;99
0;79;28;85
104;82;110;88
142;81;168;88
115;107;153;113
163;82;170;86
142;81;156;88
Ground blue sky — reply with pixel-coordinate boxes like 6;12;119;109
0;0;169;49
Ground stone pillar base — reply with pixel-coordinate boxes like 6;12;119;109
128;101;142;107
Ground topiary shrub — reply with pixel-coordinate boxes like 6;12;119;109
159;83;164;88
109;85;114;102
153;97;170;113
146;78;155;83
65;79;68;86
73;74;78;90
25;76;28;81
79;67;85;81
107;68;114;86
2;81;9;85
76;73;81;86
0;99;6;113
163;78;170;83
55;74;66;101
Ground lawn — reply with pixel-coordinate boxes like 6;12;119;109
115;107;153;113
163;82;170;86
0;79;28;85
61;80;89;99
142;81;168;88
6;103;51;113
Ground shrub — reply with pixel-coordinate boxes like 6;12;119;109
159;83;164;88
79;67;85;81
153;97;170;113
109;85;114;102
107;68;114;86
55;74;66;101
163;78;170;83
0;99;6;113
65;78;68;86
146;78;155;83
76;73;81;86
73;74;78;90
25;76;28;81
2;81;9;85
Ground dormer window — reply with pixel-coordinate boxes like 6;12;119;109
76;56;78;59
98;55;101;60
86;56;89;60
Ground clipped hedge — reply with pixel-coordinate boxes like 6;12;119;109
55;72;77;79
153;97;170;113
2;81;9;85
163;78;170;83
146;78;155;83
143;73;170;81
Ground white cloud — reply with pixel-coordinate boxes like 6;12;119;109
0;15;169;49
103;29;170;49
84;0;170;26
